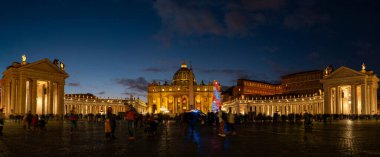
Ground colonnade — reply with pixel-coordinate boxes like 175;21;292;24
64;96;148;115
223;94;324;116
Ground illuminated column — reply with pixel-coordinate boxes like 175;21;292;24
49;81;54;114
4;81;9;114
57;83;65;115
351;85;356;114
323;86;330;114
18;78;26;114
10;79;16;113
334;87;338;114
372;85;378;115
31;79;37;114
369;84;376;115
317;103;320;114
173;96;177;114
361;85;367;114
337;87;341;114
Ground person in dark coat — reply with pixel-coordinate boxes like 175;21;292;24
105;107;117;139
0;108;5;136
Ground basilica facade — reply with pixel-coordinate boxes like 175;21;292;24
147;61;214;114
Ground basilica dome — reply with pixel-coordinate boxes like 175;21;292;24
172;61;196;85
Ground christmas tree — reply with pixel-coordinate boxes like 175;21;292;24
212;80;222;112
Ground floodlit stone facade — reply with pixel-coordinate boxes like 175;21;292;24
1;56;68;115
224;65;379;116
147;61;214;114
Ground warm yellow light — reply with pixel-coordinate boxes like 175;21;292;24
22;54;27;62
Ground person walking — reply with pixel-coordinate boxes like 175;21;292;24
227;110;236;135
125;105;137;140
26;111;33;130
105;107;117;140
69;109;78;133
217;109;226;137
0;108;5;136
31;114;39;131
22;114;27;130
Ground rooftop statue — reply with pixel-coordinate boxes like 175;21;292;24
21;54;27;65
60;62;65;70
362;63;366;71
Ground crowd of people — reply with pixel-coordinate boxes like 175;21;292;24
1;106;380;139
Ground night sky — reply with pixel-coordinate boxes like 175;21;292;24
1;0;380;101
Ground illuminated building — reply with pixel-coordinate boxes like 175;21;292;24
147;61;214;114
281;70;323;94
223;65;379;116
321;65;378;115
64;94;147;115
0;56;148;116
0;79;3;109
232;79;283;99
1;55;68;115
229;70;323;101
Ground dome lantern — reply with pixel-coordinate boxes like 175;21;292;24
181;60;187;68
172;61;196;85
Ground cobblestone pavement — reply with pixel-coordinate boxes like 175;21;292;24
0;120;380;157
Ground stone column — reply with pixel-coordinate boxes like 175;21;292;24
31;79;37;114
323;86;330;114
49;81;54;114
372;85;377;115
4;81;9;114
10;79;16;114
18;78;26;114
57;83;65;115
372;85;378;115
370;84;376;115
173;96;177;114
361;84;366;114
351;85;356;115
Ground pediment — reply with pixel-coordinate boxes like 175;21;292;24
20;59;68;76
324;66;365;80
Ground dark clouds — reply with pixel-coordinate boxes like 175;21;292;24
144;67;168;72
143;65;178;73
122;92;147;98
308;52;320;60
284;8;329;29
241;0;286;11
116;77;148;93
352;40;374;56
67;82;80;87
198;68;253;80
153;0;330;43
98;91;106;95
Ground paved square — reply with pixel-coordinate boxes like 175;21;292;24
1;120;380;157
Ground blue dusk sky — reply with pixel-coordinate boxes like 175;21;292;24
1;0;380;101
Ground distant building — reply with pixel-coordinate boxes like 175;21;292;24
147;61;214;114
281;70;323;94
64;94;147;115
0;79;3;109
223;65;379;116
232;79;283;99
227;70;323;101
